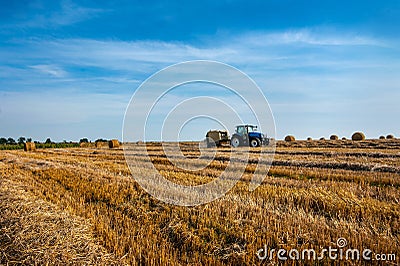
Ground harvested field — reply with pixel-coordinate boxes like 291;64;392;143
0;172;121;265
1;139;399;265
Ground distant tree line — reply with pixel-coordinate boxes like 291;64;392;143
0;137;56;145
0;136;82;150
0;136;112;150
0;137;103;144
1;137;111;145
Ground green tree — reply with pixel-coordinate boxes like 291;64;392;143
18;137;26;144
7;138;16;144
45;138;52;144
0;137;7;144
80;138;89;143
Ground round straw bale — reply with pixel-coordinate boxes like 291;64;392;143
80;142;88;148
351;132;365;141
386;134;394;139
284;135;295;142
307;137;312;141
24;142;36;152
379;135;385;140
108;139;120;148
330;135;339;140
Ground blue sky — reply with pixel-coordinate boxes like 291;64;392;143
1;0;399;141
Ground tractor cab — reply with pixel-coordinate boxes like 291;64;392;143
231;124;269;147
235;125;257;134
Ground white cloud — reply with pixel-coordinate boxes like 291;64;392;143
2;0;108;29
29;39;236;70
237;29;385;47
50;0;107;27
5;30;394;77
30;64;67;77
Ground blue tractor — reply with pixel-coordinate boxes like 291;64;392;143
230;124;269;147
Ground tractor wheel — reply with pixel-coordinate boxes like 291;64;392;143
250;138;261;147
231;136;241;148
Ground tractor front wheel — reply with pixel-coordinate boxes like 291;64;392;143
250;138;261;147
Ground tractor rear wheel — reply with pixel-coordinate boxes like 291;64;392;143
231;136;241;148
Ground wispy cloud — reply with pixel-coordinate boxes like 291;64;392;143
30;64;67;77
237;29;386;47
2;0;107;29
4;29;393;74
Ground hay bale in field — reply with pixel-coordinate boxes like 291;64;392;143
330;135;339;140
319;137;325;140
284;135;295;142
108;139;120;148
386;134;394;139
342;137;347;140
23;142;36;152
351;132;365;141
95;141;108;148
80;142;89;148
307;137;312;141
379;135;385;140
